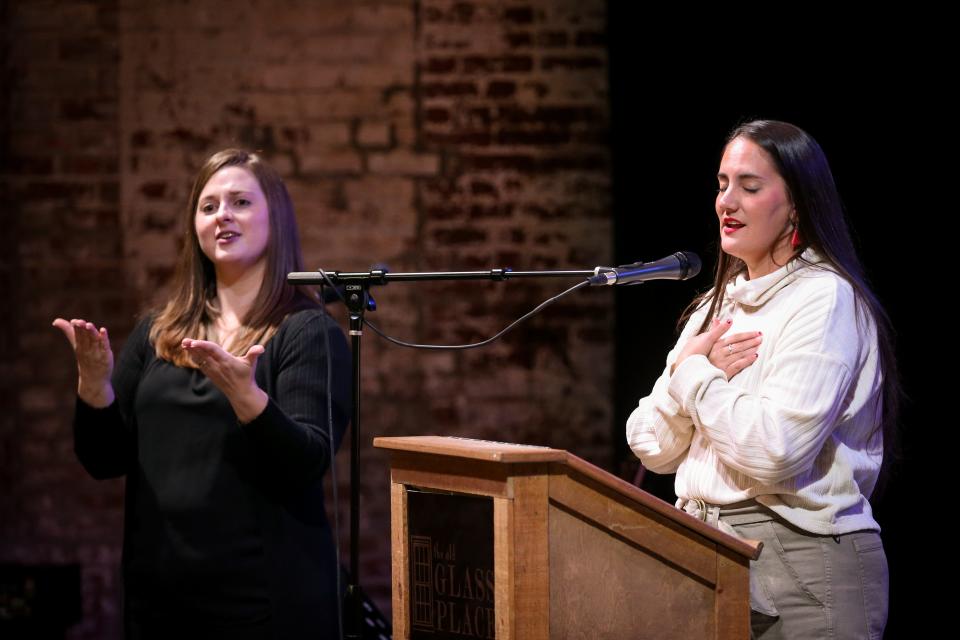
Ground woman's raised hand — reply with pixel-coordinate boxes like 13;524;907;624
52;318;116;407
181;338;268;423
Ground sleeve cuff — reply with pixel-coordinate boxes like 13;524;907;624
237;395;277;432
75;395;119;417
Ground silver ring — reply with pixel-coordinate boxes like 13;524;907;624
726;344;734;355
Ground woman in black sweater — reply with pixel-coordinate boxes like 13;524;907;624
54;149;351;638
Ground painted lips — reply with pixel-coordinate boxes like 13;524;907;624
722;218;745;234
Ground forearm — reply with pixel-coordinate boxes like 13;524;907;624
74;397;130;479
627;374;694;473
239;313;351;489
669;353;851;484
240;396;346;487
626;311;713;473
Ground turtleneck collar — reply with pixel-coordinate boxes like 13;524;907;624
725;248;825;308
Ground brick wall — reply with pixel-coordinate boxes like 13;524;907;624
1;1;611;636
2;2;131;638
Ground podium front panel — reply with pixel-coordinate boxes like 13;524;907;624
407;489;496;640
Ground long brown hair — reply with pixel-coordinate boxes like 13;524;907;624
150;149;317;366
682;120;900;493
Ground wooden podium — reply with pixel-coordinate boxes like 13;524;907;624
374;436;761;640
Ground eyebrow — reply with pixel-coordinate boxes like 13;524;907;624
716;172;765;181
199;190;253;199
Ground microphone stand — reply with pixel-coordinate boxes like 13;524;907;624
286;267;599;639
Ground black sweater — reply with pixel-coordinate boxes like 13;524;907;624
74;309;351;637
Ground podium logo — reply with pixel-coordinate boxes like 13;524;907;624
412;535;435;630
410;536;496;639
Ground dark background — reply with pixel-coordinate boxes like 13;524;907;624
608;13;946;637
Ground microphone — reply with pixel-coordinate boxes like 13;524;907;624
589;251;701;286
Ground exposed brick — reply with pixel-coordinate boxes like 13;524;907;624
0;155;55;174
368;151;440;176
541;55;605;71
431;227;488;244
59;35;113;61
306;122;352;146
62;155;119;174
17;181;96;202
138;181;167;199
505;31;533;48
575;30;606;47
356;121;393;148
60;98;117;120
470;180;497;195
421;81;479;97
353;5;416;32
486;80;516;98
9;2;99;30
425;204;465;220
503;7;536;25
462;55;534;74
468;203;514;218
20;387;59;413
300;151;364;175
424;107;451;123
423;130;494;146
537;30;569;47
424;56;458;74
496;128;571;145
3;5;612;637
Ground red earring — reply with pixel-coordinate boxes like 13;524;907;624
791;224;801;248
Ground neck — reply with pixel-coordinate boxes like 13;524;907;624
214;260;266;328
744;240;795;280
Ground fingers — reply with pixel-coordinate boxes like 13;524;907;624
719;332;762;357
705;326;763;379
53;318;112;353
725;351;759;378
73;320;110;354
181;338;223;352
52;318;77;348
708;317;733;339
181;338;222;368
181;339;260;371
719;334;761;379
721;330;762;344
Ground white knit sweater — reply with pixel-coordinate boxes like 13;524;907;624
627;249;884;535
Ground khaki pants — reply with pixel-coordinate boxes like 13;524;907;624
681;500;889;640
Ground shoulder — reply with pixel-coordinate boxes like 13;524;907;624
789;265;857;320
781;266;874;357
275;308;339;339
269;308;348;356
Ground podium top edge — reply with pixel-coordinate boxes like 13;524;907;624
372;435;569;463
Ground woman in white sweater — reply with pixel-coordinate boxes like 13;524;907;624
627;120;898;639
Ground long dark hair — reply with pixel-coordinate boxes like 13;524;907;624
150;149;317;366
682;120;900;494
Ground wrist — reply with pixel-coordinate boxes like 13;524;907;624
233;386;269;424
78;380;115;408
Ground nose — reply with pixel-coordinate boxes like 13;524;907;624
716;186;737;213
216;202;235;222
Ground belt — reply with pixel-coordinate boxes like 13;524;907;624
677;497;779;617
678;498;773;535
